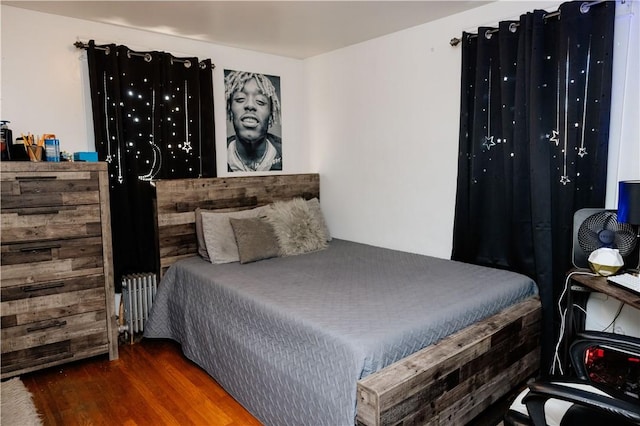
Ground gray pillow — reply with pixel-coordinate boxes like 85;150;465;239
265;198;328;256
195;208;210;261
230;217;280;264
201;205;271;264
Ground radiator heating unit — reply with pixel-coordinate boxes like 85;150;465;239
120;273;157;343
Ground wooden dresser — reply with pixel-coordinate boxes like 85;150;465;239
1;162;119;379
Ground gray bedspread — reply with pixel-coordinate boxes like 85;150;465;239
144;239;537;426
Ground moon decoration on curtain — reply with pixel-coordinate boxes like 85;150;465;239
85;41;216;287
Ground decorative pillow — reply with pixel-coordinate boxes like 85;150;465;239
265;198;328;256
306;198;331;241
194;208;210;261
230;217;280;264
201;205;271;264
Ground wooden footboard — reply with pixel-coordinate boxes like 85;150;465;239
356;296;541;426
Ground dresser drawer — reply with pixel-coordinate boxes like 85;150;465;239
1;273;105;311
1;309;108;352
1;315;109;376
0;170;101;210
1;285;108;374
1;281;107;328
0;204;102;244
1;237;104;287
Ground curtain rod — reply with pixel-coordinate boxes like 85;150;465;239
449;0;607;46
73;41;215;70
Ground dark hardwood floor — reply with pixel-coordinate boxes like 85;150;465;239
22;338;511;425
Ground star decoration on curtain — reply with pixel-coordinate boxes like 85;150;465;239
549;130;560;146
483;135;496;150
106;154;113;163
182;141;192;153
576;38;592;160
560;175;570;185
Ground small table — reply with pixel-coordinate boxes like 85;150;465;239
562;270;640;372
570;272;640;310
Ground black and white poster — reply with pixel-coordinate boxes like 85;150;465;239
224;69;282;172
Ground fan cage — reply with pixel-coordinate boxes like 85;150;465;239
572;209;639;270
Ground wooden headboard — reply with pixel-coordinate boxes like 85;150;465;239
152;173;320;275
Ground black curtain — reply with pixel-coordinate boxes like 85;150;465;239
86;41;216;288
452;1;615;375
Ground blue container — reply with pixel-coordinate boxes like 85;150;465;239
73;151;98;162
45;139;60;162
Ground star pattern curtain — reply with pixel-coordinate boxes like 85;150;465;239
86;41;216;286
452;1;615;374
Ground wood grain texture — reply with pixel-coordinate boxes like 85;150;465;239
153;173;320;275
0;205;102;244
0;162;118;378
570;272;640;310
23;339;263;426
96;162;118;361
356;296;541;426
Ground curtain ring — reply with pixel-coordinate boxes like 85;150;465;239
144;53;152;62
170;58;191;68
199;61;215;70
580;2;591;14
485;30;493;40
509;22;518;33
105;46;111;55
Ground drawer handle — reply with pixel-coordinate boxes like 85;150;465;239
20;244;62;253
22;282;65;292
18;208;60;216
17;205;77;216
15;176;58;180
26;320;67;333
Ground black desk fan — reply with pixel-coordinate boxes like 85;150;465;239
572;209;639;271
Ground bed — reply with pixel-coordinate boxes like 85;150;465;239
143;173;542;426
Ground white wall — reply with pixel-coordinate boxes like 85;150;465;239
606;0;640;208
307;0;639;259
0;5;310;175
2;2;637;261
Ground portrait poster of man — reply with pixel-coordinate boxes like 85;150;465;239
224;69;283;172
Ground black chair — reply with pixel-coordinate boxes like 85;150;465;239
505;331;640;426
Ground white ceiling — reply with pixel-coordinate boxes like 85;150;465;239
4;1;491;58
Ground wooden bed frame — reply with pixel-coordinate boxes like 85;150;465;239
151;173;542;426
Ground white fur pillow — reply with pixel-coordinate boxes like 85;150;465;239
265;198;328;256
306;198;331;241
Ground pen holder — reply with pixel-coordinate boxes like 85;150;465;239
27;145;43;162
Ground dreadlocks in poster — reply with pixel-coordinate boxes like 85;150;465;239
224;69;282;172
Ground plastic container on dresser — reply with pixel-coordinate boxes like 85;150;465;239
0;162;119;379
